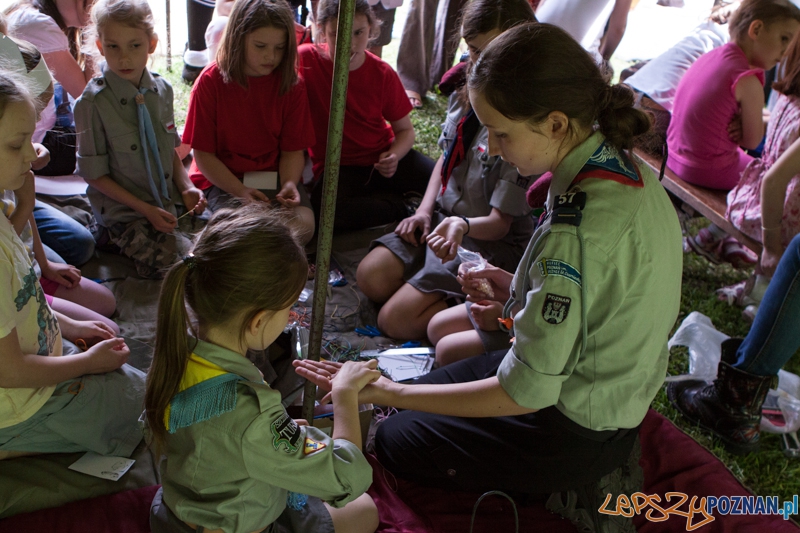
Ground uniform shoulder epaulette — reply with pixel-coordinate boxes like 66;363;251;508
550;189;587;227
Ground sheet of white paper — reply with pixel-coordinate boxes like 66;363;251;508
371;352;434;383
68;452;135;481
243;171;278;190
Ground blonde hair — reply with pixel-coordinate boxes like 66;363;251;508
217;0;298;93
89;0;156;43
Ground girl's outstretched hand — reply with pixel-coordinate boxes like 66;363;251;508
293;359;389;404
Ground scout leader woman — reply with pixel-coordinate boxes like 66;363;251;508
295;21;683;519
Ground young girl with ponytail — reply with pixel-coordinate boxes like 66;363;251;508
295;23;683;527
145;203;378;533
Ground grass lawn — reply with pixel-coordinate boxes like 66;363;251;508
152;55;800;505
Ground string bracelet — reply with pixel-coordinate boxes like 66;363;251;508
458;215;470;236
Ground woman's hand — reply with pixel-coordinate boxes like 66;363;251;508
395;213;432;246
374;151;399;178
145;205;178;233
470;300;503;331
276;181;301;208
427;216;468;263
457;262;513;303
180;186;207;215
41;260;81;289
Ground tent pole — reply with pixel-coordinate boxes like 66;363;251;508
302;0;355;424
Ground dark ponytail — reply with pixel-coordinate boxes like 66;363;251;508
597;84;651;151
469;23;651;151
145;262;195;453
144;203;308;452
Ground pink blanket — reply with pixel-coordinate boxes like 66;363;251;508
1;411;797;532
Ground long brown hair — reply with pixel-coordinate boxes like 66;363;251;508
773;31;800;97
469;23;650;151
728;0;800;44
216;0;298;93
144;203;308;450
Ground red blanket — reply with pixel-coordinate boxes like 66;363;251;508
1;411;797;532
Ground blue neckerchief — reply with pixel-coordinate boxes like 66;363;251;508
135;89;170;208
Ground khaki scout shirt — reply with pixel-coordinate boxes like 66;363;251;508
161;339;372;533
75;65;182;227
497;132;683;431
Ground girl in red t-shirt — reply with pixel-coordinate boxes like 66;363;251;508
298;0;434;231
183;0;315;243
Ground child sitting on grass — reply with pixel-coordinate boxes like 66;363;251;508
75;0;207;279
0;71;143;461
146;204;378;533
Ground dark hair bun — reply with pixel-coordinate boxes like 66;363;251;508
597;84;651;151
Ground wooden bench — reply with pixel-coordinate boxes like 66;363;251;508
634;149;762;256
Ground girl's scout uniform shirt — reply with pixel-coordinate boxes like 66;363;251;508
159;338;372;533
497;132;683;432
75;66;182;228
438;93;534;256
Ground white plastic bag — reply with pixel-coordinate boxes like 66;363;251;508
665;311;729;383
457;246;494;299
666;312;800;434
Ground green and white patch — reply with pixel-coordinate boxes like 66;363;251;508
537;258;582;287
271;413;301;453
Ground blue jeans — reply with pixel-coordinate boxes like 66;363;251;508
734;234;800;376
33;200;95;266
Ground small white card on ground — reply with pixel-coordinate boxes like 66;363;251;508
243;171;278;190
68;452;135;481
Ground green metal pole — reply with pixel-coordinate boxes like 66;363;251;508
302;0;355;424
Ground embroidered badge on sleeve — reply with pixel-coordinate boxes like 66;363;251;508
542;293;571;325
303;437;327;456
537;258;582;287
271;413;302;453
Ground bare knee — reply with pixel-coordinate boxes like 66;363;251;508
427;305;470;345
435;331;485;367
356;249;403;302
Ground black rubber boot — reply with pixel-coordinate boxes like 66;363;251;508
667;338;777;455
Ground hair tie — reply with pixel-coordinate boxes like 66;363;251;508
182;253;197;269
